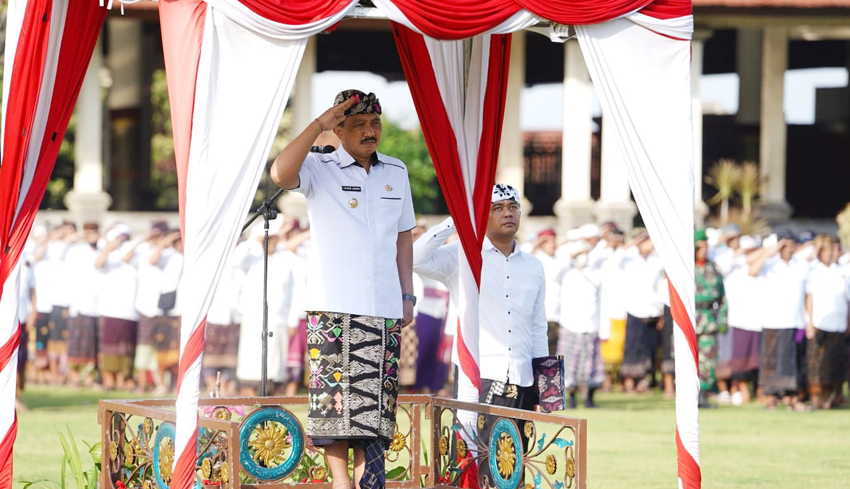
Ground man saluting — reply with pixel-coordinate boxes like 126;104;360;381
271;90;416;489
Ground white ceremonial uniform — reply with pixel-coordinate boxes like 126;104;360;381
97;243;139;322
598;248;627;340
806;261;850;333
46;241;71;308
724;257;763;332
759;256;808;329
534;251;561;324
621;248;665;319
65;242;102;319
289;145;416;319
134;243;168;319
558;265;601;335
413;218;549;387
236;245;295;382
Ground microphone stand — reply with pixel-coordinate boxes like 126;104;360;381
242;187;285;397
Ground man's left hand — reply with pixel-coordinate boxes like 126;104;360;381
402;300;414;328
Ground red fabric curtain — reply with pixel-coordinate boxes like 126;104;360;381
0;2;107;284
638;0;692;19
0;3;106;488
392;24;510;387
387;0;519;40
384;0;680;39
0;0;53;266
515;0;655;25
235;0;353;25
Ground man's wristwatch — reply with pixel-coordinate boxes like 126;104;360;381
402;294;417;306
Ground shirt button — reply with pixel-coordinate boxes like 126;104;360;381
506;295;509;298
508;311;511;315
509;348;512;351
508;330;511;333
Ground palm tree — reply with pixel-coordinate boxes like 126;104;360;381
737;162;760;220
705;159;741;224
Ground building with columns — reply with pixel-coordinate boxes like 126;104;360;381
58;1;850;233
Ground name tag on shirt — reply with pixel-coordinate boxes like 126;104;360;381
342;186;361;192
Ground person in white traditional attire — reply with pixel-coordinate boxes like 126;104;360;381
126;220;169;391
270;90;415;489
235;220;293;395
597;230;627;392
34;222;76;383
556;239;605;408
532;228;561;355
95;224;140;391
619;232;664;393
749;231;809;411
150;231;184;393
804;235;849;409
203;240;246;397
65;222;103;387
413;184;548;487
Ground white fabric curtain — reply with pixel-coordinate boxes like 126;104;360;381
576;16;699;487
173;4;308;455
205;0;357;39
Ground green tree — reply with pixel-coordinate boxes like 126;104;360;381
377;120;441;214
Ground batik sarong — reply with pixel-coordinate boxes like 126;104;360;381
557;329;605;389
68;315;99;367
306;312;400;446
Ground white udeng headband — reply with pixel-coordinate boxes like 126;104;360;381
492;183;519;204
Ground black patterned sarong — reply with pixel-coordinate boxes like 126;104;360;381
306;312;401;448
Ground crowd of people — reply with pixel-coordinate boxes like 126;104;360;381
13;217;850;412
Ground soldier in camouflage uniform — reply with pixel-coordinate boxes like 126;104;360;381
695;229;728;408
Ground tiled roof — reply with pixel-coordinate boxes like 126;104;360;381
694;0;850;7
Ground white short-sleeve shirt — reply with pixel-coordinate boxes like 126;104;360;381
760;256;808;329
290;145;416;319
806;262;850;333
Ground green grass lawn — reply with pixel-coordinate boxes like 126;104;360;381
13;386;850;488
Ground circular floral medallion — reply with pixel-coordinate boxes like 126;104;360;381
488;419;523;489
217;462;230;484
390;431;406;452
546;454;557;475
309;465;328;481
153;423;176;489
143;418;154;437
439;436;449;456
213;407;232;421
565;456;576;479
524;422;534;439
239;407;305;481
477;415;487;432
201;458;212;479
457;439;468;459
109;441;118;462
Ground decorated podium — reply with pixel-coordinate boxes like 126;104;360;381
99;395;586;489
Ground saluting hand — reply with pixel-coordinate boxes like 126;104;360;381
314;95;358;132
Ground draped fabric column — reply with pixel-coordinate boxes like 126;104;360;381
158;2;356;488
0;2;106;487
575;3;699;488
392;24;510;401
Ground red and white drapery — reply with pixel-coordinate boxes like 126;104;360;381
0;1;698;488
0;2;106;488
158;2;358;488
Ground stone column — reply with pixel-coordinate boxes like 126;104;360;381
596;118;637;231
107;18;144;211
692;31;711;227
553;39;594;231
737;28;763;164
757;26;792;222
65;37;112;221
497;31;531;211
279;36;317;221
